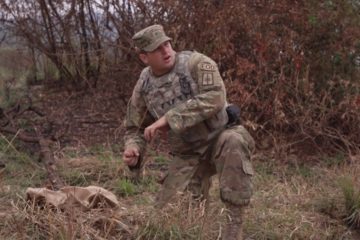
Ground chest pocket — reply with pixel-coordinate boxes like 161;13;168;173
142;72;195;119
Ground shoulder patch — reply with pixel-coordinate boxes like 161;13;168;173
202;72;214;86
199;62;216;72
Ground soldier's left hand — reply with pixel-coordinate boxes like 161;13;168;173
144;115;169;142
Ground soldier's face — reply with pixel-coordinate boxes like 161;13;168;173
140;41;176;76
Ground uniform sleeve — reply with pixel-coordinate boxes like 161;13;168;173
123;76;154;153
165;53;226;134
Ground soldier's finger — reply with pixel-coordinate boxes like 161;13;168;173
123;157;131;165
149;129;155;141
144;127;150;141
124;155;136;165
133;149;139;156
124;148;134;156
129;157;138;166
145;127;155;142
124;152;133;157
124;154;132;161
125;148;138;157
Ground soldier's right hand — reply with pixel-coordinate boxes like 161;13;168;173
123;147;140;166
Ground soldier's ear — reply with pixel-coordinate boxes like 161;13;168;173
139;53;149;65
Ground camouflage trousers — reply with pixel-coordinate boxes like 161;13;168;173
155;125;255;207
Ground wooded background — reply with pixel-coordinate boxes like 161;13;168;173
0;0;359;158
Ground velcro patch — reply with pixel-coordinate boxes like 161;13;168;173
199;62;216;71
202;73;214;86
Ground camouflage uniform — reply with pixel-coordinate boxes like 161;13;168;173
124;24;255;239
125;49;255;201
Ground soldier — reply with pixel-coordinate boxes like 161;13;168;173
123;24;255;240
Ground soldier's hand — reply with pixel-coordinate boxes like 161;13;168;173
123;147;140;166
144;115;169;142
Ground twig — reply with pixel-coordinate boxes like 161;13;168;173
0;131;21;153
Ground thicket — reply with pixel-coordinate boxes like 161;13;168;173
0;0;359;158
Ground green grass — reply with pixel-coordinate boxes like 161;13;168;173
139;176;158;193
113;176;158;197
154;154;168;164
115;178;137;197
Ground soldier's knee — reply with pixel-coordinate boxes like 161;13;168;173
220;179;253;206
219;130;249;151
220;126;255;152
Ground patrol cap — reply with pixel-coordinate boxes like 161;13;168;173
132;24;172;52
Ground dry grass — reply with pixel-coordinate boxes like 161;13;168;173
246;154;360;239
1;144;360;239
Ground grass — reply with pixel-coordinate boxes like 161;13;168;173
339;177;360;229
135;193;212;240
114;176;159;197
248;157;360;239
116;178;137;197
323;152;347;167
0;137;45;196
1;144;360;239
154;154;169;164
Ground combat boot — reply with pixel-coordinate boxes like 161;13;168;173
222;203;244;240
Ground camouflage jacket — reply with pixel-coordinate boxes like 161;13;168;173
124;51;228;155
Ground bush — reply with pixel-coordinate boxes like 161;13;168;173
1;0;359;157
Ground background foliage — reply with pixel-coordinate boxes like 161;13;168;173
0;0;359;157
1;1;360;239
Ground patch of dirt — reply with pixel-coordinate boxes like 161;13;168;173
33;80;129;148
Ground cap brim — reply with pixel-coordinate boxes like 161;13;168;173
143;36;172;52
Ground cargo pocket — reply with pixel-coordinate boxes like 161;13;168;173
242;159;254;176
